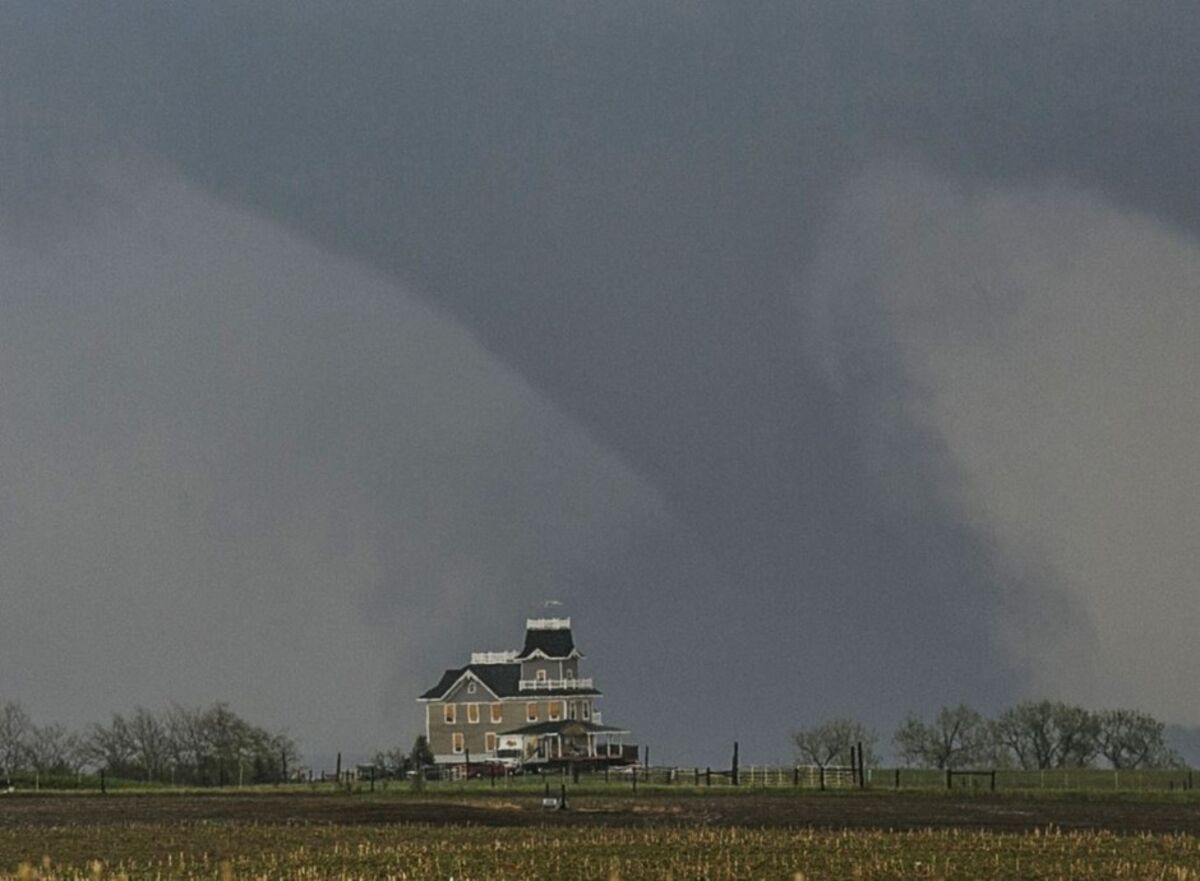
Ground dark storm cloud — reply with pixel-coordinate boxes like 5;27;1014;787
3;2;1198;760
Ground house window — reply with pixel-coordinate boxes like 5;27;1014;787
452;732;464;754
467;681;476;694
548;701;561;721
485;732;497;752
569;702;577;720
467;703;480;724
582;702;591;720
490;703;503;724
444;704;456;724
526;702;538;722
536;668;548;681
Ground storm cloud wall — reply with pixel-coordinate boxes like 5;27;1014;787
3;2;1198;761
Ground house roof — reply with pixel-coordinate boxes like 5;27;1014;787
516;626;577;659
417;663;517;700
500;719;629;737
418;663;600;700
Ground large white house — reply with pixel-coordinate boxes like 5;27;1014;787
417;617;631;767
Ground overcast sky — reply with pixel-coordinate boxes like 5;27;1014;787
2;2;1199;765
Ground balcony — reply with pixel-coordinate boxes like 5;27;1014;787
518;677;594;691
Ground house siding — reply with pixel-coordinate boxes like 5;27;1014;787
519;659;557;681
428;697;571;759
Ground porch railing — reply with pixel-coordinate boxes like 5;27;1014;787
518;677;594;691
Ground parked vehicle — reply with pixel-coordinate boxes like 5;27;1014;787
465;762;509;780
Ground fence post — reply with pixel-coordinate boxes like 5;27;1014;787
945;769;952;790
990;771;996;792
793;766;799;787
731;741;739;787
895;768;900;790
858;743;865;788
695;767;700;786
819;765;825;791
706;767;711;786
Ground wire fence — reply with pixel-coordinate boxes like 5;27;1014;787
444;764;1199;794
3;764;1194;795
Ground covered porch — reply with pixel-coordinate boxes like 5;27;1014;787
499;719;630;764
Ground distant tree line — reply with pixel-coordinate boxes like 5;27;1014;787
0;700;299;785
794;702;1184;770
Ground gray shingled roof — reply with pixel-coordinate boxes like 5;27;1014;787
516;626;576;659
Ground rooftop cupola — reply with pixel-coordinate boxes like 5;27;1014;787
516;617;580;659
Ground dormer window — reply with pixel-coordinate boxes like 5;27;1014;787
536;669;547;682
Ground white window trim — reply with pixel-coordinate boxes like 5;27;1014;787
444;704;456;724
467;703;480;724
490;703;503;724
452;732;464;754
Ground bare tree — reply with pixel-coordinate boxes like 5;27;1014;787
126;706;170;782
0;702;32;781
893;704;988;769
26;722;82;776
370;746;411;779
83;714;135;775
792;719;876;768
991;701;1099;769
165;704;210;783
1095;709;1180;769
